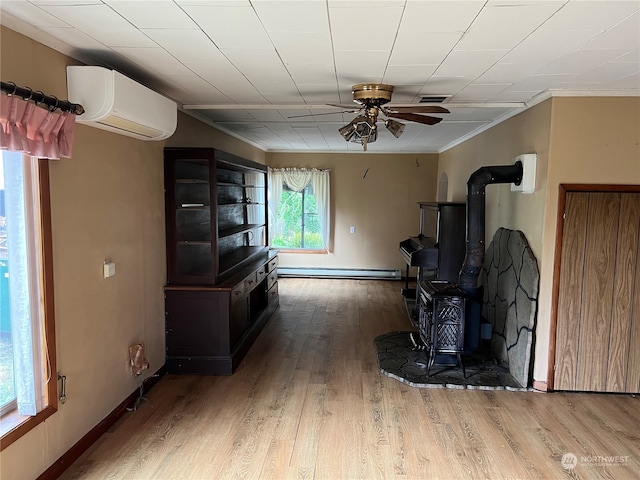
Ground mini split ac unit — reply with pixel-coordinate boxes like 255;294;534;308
66;66;177;141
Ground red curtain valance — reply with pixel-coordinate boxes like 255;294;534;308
1;93;76;159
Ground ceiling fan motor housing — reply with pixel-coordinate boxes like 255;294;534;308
352;83;393;106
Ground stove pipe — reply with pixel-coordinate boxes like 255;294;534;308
458;161;523;295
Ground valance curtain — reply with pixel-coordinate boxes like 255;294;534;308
1;93;76;159
268;168;331;251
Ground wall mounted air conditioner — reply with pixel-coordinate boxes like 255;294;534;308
66;66;177;141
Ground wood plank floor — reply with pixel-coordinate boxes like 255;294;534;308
60;278;639;480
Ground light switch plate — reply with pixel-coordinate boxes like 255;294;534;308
103;261;116;278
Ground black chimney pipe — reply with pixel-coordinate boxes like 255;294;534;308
458;161;523;295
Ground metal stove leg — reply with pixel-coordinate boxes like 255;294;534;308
458;353;465;378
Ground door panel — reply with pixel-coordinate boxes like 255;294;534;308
554;192;588;391
607;194;640;391
554;190;640;393
576;193;619;391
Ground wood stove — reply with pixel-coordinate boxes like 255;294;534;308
418;280;467;377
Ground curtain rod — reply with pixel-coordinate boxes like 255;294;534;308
1;81;85;115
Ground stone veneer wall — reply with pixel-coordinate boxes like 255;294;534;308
480;228;539;387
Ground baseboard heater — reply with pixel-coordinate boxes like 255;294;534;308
277;267;401;280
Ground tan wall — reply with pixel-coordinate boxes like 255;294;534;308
0;26;258;480
541;96;640;383
266;152;439;274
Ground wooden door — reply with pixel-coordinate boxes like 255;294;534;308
553;188;640;392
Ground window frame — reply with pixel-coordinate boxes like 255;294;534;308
0;158;57;451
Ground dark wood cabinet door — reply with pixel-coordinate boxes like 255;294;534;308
166;291;229;356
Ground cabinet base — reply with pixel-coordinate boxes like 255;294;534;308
167;294;279;375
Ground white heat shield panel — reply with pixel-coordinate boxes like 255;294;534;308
511;154;536;194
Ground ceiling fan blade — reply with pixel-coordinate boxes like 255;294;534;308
288;109;360;119
385;111;443;125
327;103;360;109
386;105;450;114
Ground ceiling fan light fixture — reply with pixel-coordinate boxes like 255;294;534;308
385;119;405;138
339;122;356;141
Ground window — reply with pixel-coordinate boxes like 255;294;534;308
268;168;330;252
0;152;56;451
272;183;323;250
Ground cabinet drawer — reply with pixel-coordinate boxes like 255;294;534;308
267;281;278;304
244;272;258;292
230;283;245;303
267;269;277;291
267;256;278;274
257;267;267;284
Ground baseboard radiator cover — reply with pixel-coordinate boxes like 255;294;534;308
277;267;401;280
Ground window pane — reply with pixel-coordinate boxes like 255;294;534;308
0;152;17;408
272;184;325;250
272;190;303;248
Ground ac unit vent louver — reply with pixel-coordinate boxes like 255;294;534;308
66;66;177;141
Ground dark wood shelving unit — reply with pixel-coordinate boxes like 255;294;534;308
164;148;279;375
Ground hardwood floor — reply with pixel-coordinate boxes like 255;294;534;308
60;278;639;480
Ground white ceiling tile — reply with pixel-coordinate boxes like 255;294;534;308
537;49;631;75
162;74;229;103
539;0;639;32
456;2;564;51
435;50;508;77
476;63;542;84
501;29;600;65
489;90;540;102
253;0;329;33
333;51;389;80
612;50;640;63
181;4;272;49
1;1;70;27
389;33;462;66
221;48;289;84
505;74;577;92
208;110;255;122
383;65;439;86
578;12;640;51
185;62;266;104
296;87;341;106
329;3;403;52
398;1;484;34
112;47;194;76
421;77;476;96
142;29;221;64
40;26;109;51
600;73;640;89
454;84;511;101
287;65;337;85
30;0;101;4
571;62;639;84
269;31;334;66
37;4;156;47
104;1;198;29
